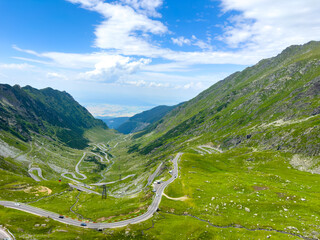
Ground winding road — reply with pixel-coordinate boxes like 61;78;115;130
0;152;182;229
147;162;163;186
61;141;125;194
68;183;100;195
93;144;115;184
28;167;47;182
61;153;88;181
92;174;136;186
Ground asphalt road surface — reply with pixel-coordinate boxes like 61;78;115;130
61;152;88;181
68;183;100;195
92;174;135;186
0;152;183;229
28;167;47;182
74;152;87;179
147;162;163;186
0;228;13;240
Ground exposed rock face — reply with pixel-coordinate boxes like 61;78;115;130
290;154;320;174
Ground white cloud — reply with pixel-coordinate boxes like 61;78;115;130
172;36;212;50
66;0;99;8
181;82;205;90
67;0;167;56
12;45;42;57
12;57;50;65
6;0;320;104
122;79;170;88
120;0;163;17
13;46;151;82
191;35;212;51
142;62;191;72
172;37;191;46
79;55;151;82
193;40;212;50
162;50;258;65
121;70;229;92
0;63;34;70
219;0;320;53
47;72;68;80
16;0;320;73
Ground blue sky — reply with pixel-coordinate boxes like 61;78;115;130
1;0;320;117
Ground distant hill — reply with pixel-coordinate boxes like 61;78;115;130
133;41;320;157
0;84;107;149
116;105;179;134
98;117;130;129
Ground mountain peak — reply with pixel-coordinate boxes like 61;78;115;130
0;84;107;149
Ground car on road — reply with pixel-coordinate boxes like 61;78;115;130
81;223;87;226
59;215;64;219
152;189;156;192
14;203;20;206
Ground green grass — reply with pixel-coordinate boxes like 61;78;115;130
1;42;320;239
2;146;319;239
101;136;152;184
30;188;152;222
0;127;159;224
84;127;118;144
0;132;29;152
126;212;300;240
160;149;320;239
0;168;71;207
1;113;319;240
0;206;107;239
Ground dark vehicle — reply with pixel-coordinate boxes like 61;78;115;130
81;223;87;226
59;215;64;219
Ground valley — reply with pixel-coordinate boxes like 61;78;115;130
0;41;319;239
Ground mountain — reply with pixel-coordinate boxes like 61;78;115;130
0;43;319;240
116;105;179;134
132;41;320;158
98;116;130;129
0;84;107;149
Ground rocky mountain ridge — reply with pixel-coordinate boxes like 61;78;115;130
0;84;106;149
132;41;320;157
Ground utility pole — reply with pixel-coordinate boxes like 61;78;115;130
102;185;107;199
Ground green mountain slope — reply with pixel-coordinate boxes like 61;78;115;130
133;41;320;158
116;105;179;134
0;42;319;240
0;84;107;149
99;116;130;129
